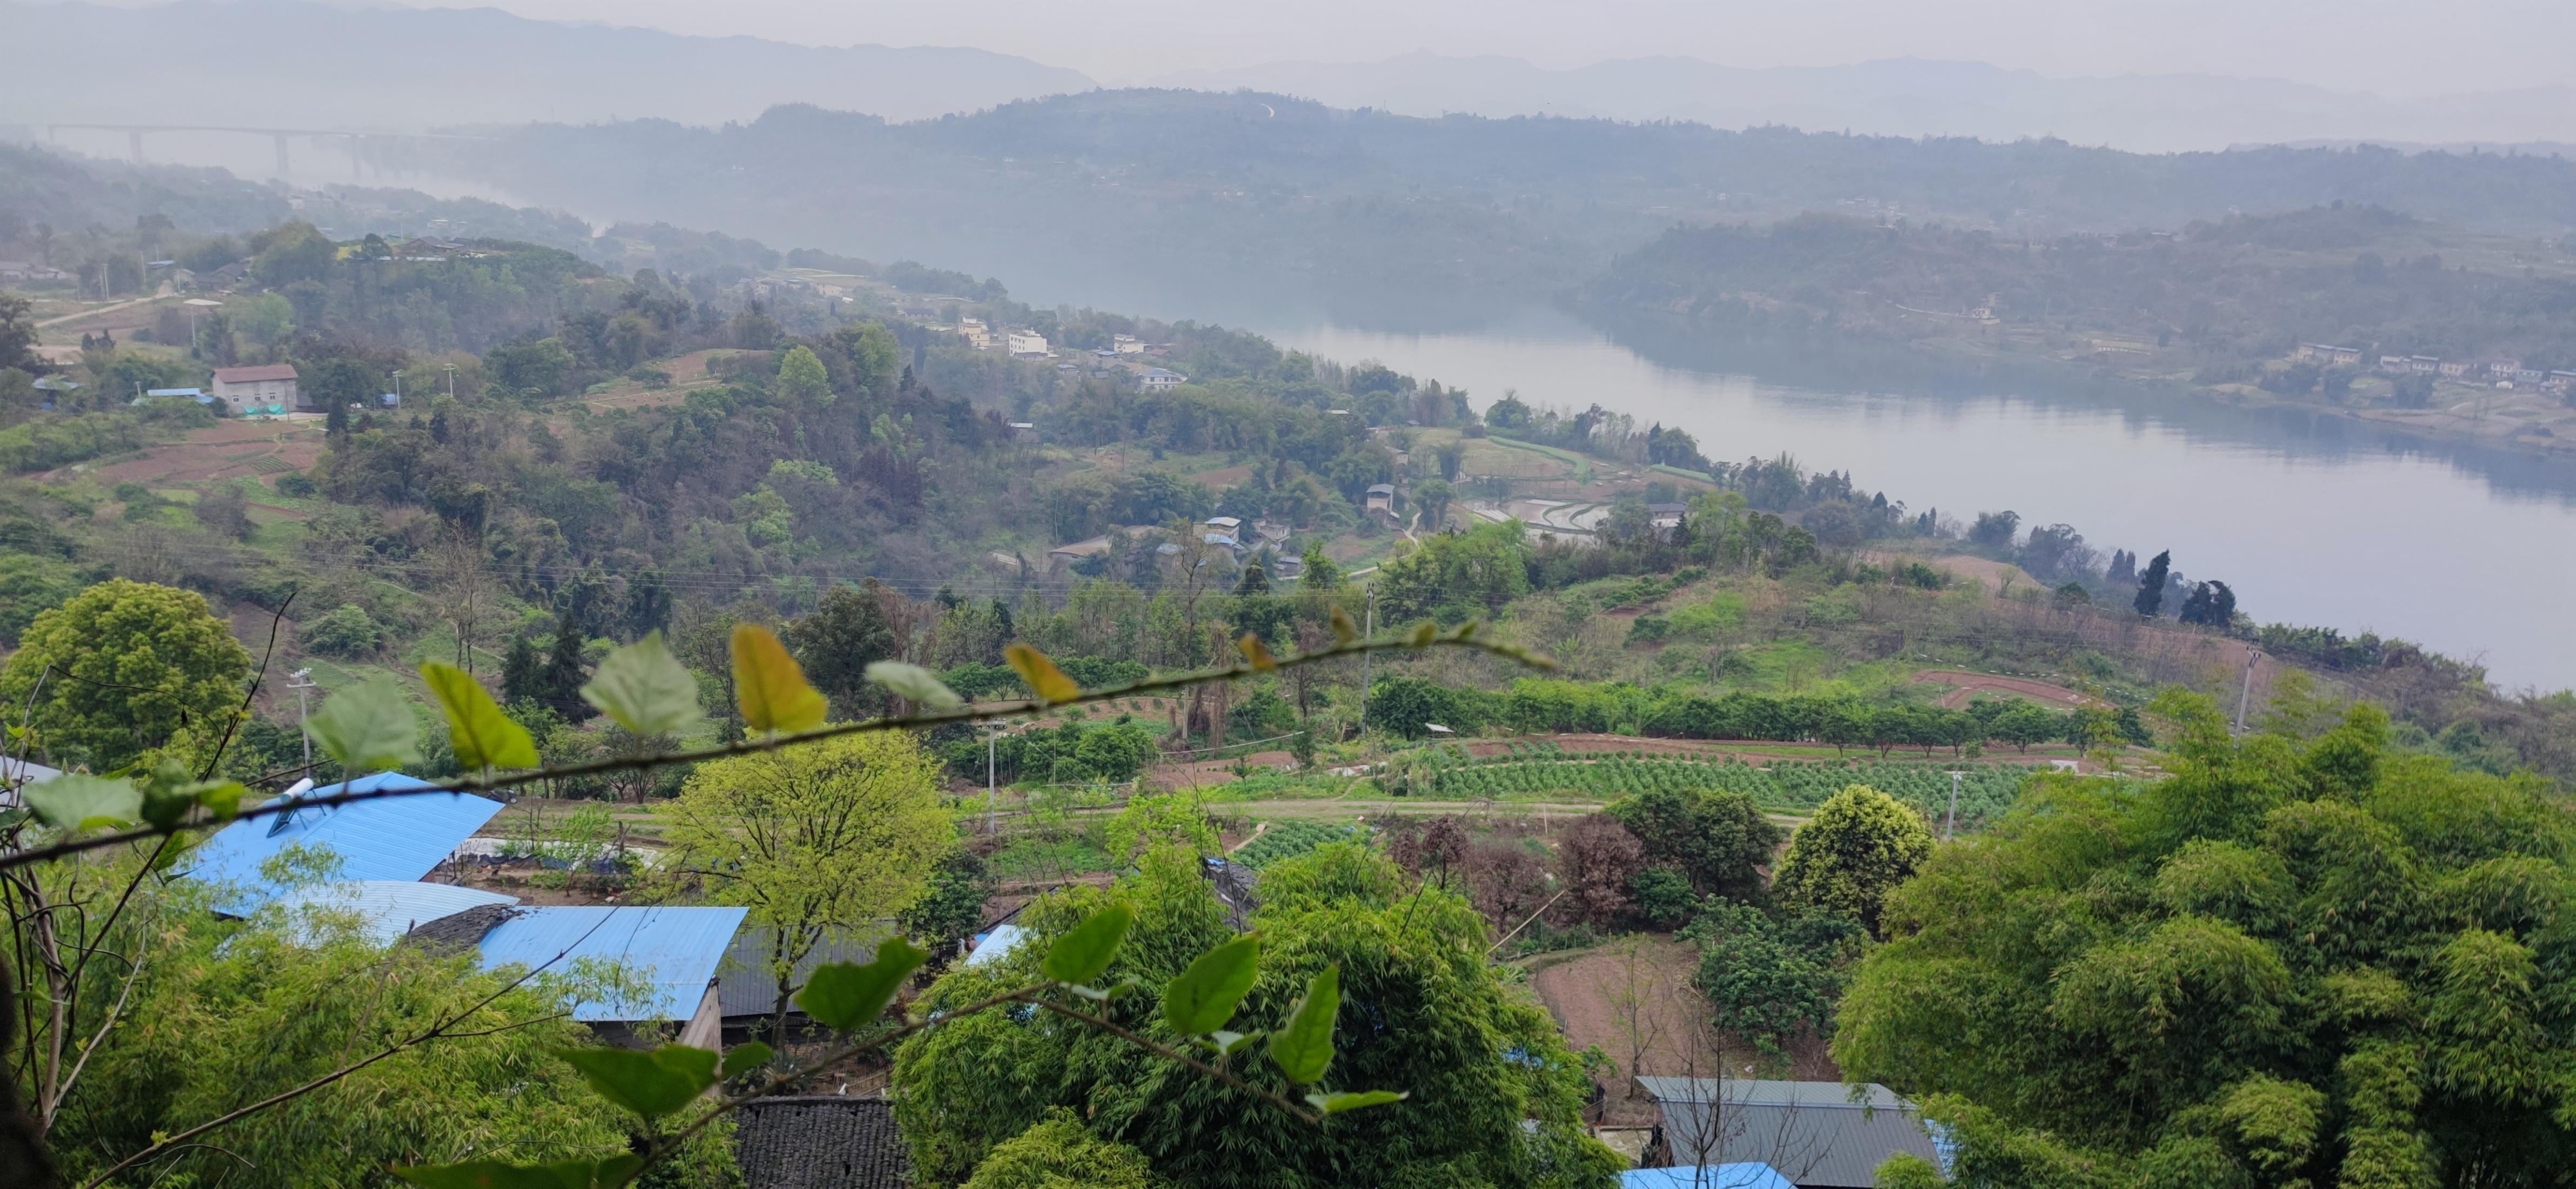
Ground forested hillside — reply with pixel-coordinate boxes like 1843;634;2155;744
407;91;2576;306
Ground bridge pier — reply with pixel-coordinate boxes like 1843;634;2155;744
129;129;143;163
274;134;290;177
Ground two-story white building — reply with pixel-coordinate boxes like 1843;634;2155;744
1138;367;1186;391
210;363;302;415
1007;330;1049;357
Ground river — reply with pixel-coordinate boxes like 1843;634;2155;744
1253;305;2576;691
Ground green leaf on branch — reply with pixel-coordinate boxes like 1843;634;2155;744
24;774;142;831
393;1155;639;1188
583;631;704;737
720;1040;775;1079
1307;1090;1406;1115
1268;964;1340;1085
422;662;538;773
1163;934;1261;1036
1005;643;1081;704
797;938;930;1031
1330;607;1359;644
556;1044;719;1119
305;678;421;773
731;623;827;735
1210;1029;1260;1056
865;661;963;709
1042;904;1133;986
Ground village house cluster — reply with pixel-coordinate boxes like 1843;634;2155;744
2297;342;2576;393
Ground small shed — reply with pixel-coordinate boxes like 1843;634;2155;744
184;773;503;912
1365;483;1396;516
735;1096;910;1189
1635;1078;1943;1189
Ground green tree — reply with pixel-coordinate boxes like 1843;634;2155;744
2133;549;2171;617
891;843;1619;1188
776;343;832;407
0;579;250;770
1771;784;1934;934
0;294;37;374
543;610;596;722
1988;700;2066;754
1833;693;2576;1188
787;580;898;719
658;730;955;1044
1297;541;1340;590
500;632;545;704
232;293;296;358
0;553;82;646
1604;786;1779;902
1412;476;1455;530
963;1110;1158;1189
301;602;383;658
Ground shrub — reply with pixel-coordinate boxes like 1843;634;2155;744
302;603;384;657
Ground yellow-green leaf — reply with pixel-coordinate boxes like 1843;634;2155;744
1005;643;1080;704
304;679;421;773
1268;964;1340;1085
556;1044;718;1119
865;661;962;709
797;938;929;1031
1408;621;1436;647
582;632;703;738
731;623;827;734
1330;607;1359;644
1163;934;1261;1036
422;663;538;773
1307;1089;1406;1115
23;774;142;831
1043;905;1133;986
1237;634;1277;671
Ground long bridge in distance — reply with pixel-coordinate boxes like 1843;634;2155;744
39;123;488;177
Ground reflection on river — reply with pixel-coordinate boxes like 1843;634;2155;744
1257;305;2576;690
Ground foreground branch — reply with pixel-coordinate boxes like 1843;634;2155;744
2;632;1541;874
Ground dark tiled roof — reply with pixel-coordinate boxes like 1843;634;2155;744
735;1096;910;1189
401;904;520;955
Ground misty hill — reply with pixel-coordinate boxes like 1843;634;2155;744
1582;204;2576;388
1153;52;2576;155
0;0;1095;129
408;90;2576;315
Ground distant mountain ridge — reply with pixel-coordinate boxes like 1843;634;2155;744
0;0;1096;128
1152;52;2576;154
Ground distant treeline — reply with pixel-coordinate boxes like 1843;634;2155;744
1363;674;2135;754
1586;206;2576;376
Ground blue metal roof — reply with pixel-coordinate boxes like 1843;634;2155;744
271;880;519;945
477;906;748;1022
965;923;1027;968
1620;1165;1793;1189
185;773;503;912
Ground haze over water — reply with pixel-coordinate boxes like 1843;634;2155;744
1258;307;2576;691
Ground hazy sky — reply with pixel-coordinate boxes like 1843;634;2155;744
363;0;2575;97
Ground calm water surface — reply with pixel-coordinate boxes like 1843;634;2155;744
1260;308;2576;690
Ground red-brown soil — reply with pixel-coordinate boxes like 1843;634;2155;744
1912;669;2109;710
1526;936;1840;1125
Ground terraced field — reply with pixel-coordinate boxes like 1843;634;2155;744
1411;742;2049;831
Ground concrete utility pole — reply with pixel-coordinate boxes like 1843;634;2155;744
2234;647;2260;735
286;668;318;777
445;364;457;399
1357;586;1376;739
1943;770;1965;839
986;718;998;836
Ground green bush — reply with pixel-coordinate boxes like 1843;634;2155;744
302;603;384;658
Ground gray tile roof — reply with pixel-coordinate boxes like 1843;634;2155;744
1636;1079;1940;1189
735;1096;910;1189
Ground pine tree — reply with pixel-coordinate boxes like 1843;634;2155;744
2106;549;2135;586
500;634;544;705
543;611;594;721
1233;562;1270;596
786;579;897;717
2133;550;2171;617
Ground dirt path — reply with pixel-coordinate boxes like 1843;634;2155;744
1912;669;2109;710
1525;936;1840;1122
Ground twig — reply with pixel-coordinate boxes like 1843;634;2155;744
1487;887;1571;955
3;633;1546;874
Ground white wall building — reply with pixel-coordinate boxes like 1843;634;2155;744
1007;330;1049;356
